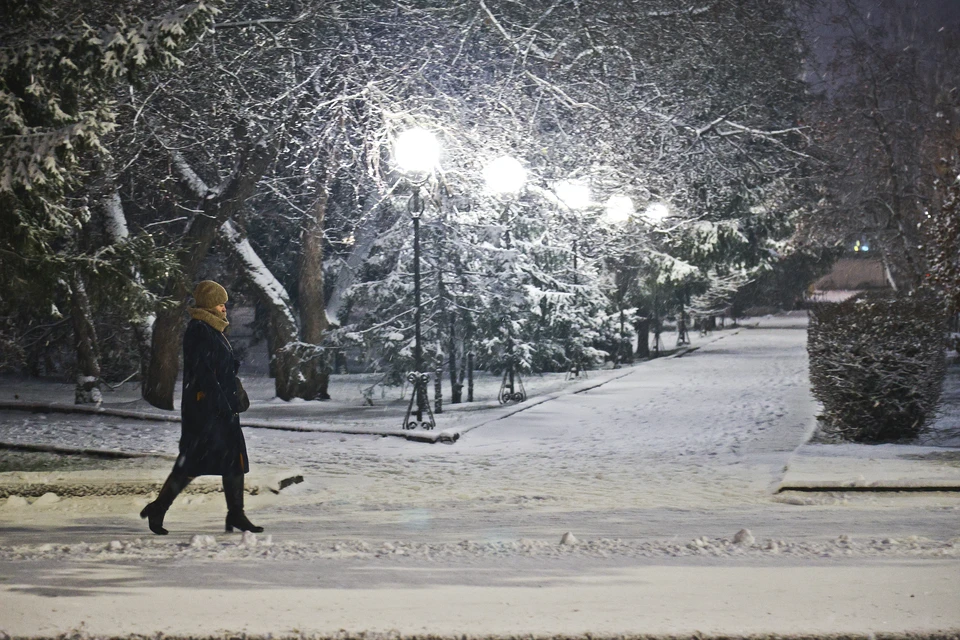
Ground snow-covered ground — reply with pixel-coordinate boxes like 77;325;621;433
1;315;959;637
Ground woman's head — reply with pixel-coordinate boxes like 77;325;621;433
193;280;228;318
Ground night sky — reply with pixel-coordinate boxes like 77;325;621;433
801;0;960;88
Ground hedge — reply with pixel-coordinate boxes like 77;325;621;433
807;292;946;442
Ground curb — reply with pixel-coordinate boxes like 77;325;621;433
0;402;455;443
0;468;305;499
775;482;960;493
0;400;179;423
436;366;645;442
671;326;745;358
0;440;174;460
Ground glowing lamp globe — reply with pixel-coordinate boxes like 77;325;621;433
555;181;591;210
605;195;635;224
643;202;670;223
483;155;527;195
395;128;440;174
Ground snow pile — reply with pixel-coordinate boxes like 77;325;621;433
0;534;956;563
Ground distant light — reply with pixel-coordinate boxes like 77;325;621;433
604;195;634;224
643;202;670;223
555;180;591;210
483;155;527;195
861;244;869;252
395;128;440;174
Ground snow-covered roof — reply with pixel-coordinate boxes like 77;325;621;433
811;258;892;292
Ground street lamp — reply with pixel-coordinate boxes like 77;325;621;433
640;201;671;354
643;201;670;224
605;194;635;225
395;127;440;430
640;200;688;346
555;180;592;286
484;155;528;404
605;195;634;367
556;180;591;210
555;180;592;378
483;155;527;196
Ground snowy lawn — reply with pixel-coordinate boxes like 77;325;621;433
0;323;731;450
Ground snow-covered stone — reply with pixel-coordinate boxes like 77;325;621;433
689;537;709;549
560;532;578;546
33;492;60;506
733;528;755;546
190;535;217;549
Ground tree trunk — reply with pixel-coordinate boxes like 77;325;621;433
297;176;333;400
143;302;185;410
449;309;461;404
269;314;304;401
635;317;650;359
99;183;154;386
69;271;102;404
219;219;317;402
143;134;277;409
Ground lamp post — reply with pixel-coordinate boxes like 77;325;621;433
395;127;440;430
484;155;528;404
605;195;635;367
556;180;592;377
556;181;591;286
643;202;670;358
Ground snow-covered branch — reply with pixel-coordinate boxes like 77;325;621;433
478;0;550;60
644;3;719;18
219;219;298;331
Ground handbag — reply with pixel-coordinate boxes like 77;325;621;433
235;376;250;413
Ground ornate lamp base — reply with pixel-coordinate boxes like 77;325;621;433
402;371;436;430
498;366;527;404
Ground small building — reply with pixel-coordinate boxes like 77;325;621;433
807;257;895;303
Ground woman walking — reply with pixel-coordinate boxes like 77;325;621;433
140;280;262;535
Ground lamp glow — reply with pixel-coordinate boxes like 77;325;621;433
605;195;634;224
555;180;591;210
643;202;670;223
483;155;527;194
395;128;440;174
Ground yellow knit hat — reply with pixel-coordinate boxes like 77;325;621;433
193;280;228;309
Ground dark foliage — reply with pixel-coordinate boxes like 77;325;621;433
808;292;947;442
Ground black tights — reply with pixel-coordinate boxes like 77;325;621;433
156;471;245;512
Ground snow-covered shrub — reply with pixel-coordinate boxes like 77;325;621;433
807;292;947;442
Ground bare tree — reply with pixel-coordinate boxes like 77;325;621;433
802;0;960;290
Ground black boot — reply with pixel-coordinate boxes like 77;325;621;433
223;474;263;533
140;472;192;535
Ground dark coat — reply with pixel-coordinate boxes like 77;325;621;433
177;318;249;477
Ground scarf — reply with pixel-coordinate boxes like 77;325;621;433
189;306;229;333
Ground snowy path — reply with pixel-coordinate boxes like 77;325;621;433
298;324;812;520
